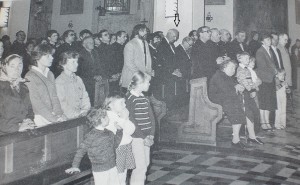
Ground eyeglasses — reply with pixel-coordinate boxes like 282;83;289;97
202;30;211;33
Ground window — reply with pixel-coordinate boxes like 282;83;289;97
104;0;130;14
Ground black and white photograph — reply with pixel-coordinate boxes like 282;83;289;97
0;0;299;184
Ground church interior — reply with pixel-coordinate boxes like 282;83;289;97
0;0;300;185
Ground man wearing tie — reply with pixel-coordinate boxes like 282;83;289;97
270;33;284;70
228;30;248;60
120;24;152;90
278;33;292;88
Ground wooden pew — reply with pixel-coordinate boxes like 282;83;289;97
0;117;92;185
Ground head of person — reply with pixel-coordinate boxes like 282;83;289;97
86;108;109;128
79;29;92;41
278;33;289;47
116;31;128;45
147;32;161;47
197;26;211;43
235;31;246;43
251;31;259;41
110;34;117;45
59;51;79;73
260;33;272;47
182;36;194;51
93;33;101;47
39;38;48;45
237;52;250;66
25;41;35;54
220;29;231;43
62;30;76;44
103;95;127;115
47;30;59;44
82;36;94;51
16;31;26;43
98;29;110;44
248;57;256;69
1;54;23;80
166;29;179;44
0;40;4;58
189;30;198;41
270;32;279;47
131;24;148;40
276;69;286;82
31;44;54;68
2;35;11;47
218;59;237;77
210;28;220;43
296;39;300;47
128;71;151;92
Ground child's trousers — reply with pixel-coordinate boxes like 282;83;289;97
92;167;120;185
275;87;287;128
130;138;150;185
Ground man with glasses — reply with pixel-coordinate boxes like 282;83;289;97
228;30;248;60
191;26;216;80
51;30;78;77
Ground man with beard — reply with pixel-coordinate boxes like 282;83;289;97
147;32;162;76
120;24;152;90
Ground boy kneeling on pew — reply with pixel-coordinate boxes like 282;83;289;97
65;108;123;185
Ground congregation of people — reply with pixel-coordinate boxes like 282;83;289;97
0;23;300;185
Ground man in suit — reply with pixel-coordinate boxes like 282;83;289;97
207;28;222;67
270;33;284;70
156;29;180;79
191;26;214;79
120;24;152;89
219;29;231;57
77;36;103;106
228;30;248;60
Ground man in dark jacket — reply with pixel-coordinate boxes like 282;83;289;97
219;29;231;57
228;30;248;60
10;31;26;57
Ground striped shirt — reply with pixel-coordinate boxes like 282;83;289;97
125;91;155;139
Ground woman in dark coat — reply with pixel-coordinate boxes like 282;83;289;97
209;58;263;149
0;54;35;135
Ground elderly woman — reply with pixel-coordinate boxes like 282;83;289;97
209;58;263;149
0;54;35;135
56;51;91;119
25;44;66;127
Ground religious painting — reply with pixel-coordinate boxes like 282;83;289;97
60;0;84;15
205;0;226;5
296;0;300;25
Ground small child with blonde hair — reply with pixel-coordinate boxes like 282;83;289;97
65;108;122;185
274;69;289;129
103;95;136;185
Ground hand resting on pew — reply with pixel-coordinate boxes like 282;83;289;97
65;167;81;174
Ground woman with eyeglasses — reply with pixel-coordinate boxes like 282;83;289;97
0;54;35;135
25;44;66;127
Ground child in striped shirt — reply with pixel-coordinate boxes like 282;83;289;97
125;71;155;185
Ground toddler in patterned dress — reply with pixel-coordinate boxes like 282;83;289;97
103;95;136;185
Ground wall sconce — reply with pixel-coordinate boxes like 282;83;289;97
206;12;213;22
0;7;10;28
96;1;106;16
68;20;73;29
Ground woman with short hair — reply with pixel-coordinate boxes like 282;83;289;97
56;51;91;119
25;44;66;127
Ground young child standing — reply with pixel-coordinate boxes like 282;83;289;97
65;108;122;185
125;71;155;185
103;95;136;185
275;69;289;129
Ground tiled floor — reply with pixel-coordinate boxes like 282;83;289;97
146;98;300;185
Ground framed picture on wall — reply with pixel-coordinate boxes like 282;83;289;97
205;0;226;5
60;0;84;15
296;0;300;25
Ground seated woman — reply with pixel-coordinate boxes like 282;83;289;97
0;54;35;135
25;44;66;127
56;51;91;119
208;58;263;149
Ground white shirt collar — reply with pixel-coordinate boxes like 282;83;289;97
32;66;49;78
130;89;144;97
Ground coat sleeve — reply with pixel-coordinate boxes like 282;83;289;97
78;77;91;114
123;42;139;72
72;133;92;168
49;73;64;117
